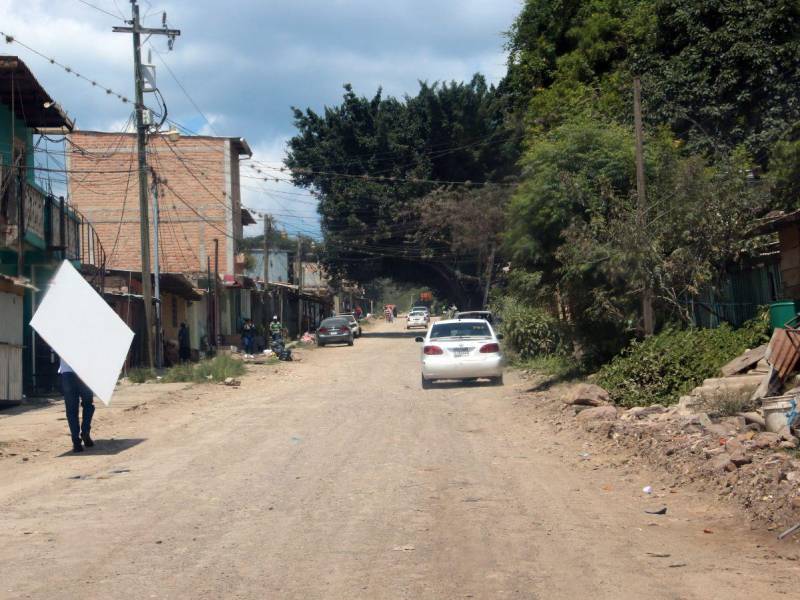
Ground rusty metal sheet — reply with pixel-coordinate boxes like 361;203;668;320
766;327;800;381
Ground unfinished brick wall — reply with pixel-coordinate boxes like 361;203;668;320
67;131;244;276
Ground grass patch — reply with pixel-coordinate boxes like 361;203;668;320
128;367;156;383
126;355;247;385
512;353;585;381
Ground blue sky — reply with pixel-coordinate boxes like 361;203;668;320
2;0;521;236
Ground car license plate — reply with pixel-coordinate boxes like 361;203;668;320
453;347;471;357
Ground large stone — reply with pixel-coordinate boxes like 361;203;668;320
575;405;618;422
728;451;752;467
778;426;799;445
565;384;610;407
752;432;781;449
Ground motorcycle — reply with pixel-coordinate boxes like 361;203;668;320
270;335;293;361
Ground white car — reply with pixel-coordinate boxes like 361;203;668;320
336;313;362;338
406;310;429;329
411;306;430;318
416;318;503;389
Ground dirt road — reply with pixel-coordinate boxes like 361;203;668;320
1;319;798;599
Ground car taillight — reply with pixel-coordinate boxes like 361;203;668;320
479;343;500;353
319;327;329;333
423;345;444;355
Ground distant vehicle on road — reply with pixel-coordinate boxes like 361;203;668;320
416;318;503;389
337;313;362;338
406;310;429;329
316;317;354;347
455;310;494;324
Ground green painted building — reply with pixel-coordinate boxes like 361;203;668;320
0;55;104;397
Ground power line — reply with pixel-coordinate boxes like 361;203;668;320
75;0;125;20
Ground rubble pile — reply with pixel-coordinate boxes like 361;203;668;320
550;381;800;529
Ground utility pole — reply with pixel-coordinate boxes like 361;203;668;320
482;243;496;309
633;77;654;336
296;237;303;335
262;215;271;319
151;170;162;368
214;238;220;348
114;1;180;369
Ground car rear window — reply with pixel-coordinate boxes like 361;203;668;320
321;318;348;327
430;322;492;339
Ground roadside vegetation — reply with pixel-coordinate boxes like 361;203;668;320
285;0;800;407
126;355;248;385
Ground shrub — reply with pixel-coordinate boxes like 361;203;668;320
596;318;769;407
497;298;568;359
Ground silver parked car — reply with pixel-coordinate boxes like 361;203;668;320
316;317;354;347
337;313;362;338
416;318;503;388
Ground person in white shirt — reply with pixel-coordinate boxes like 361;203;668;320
58;358;95;453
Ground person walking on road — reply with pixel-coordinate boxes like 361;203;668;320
59;358;95;453
269;315;283;341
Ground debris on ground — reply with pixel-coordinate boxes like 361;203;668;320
223;377;241;387
526;342;800;530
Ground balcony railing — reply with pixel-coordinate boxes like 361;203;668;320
0;179;106;287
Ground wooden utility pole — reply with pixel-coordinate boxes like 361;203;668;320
113;1;180;368
482;243;496;309
296;238;303;335
633;77;654;336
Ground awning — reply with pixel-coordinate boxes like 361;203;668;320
0;56;74;130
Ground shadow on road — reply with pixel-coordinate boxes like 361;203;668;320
57;438;146;457
427;379;499;389
0;396;60;416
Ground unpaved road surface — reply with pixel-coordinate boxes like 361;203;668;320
1;319;798;599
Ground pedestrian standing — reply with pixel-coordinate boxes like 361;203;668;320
242;318;256;357
59;358;95;453
269;315;283;341
178;322;191;362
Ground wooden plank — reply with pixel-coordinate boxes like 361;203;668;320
720;344;768;377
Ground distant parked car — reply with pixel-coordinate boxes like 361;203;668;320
316;317;354;347
406;310;429;329
337;313;362;337
416;318;503;388
455;310;494;325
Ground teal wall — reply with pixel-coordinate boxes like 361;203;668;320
0;102;35;184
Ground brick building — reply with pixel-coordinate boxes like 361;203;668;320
66;130;255;356
67;130;252;276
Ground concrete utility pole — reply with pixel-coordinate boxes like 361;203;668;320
633;77;654;336
214;238;221;348
262;214;272;321
114;1;180;369
151;170;162;368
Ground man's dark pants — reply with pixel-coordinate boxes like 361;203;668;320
61;372;94;444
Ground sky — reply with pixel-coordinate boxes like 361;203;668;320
1;0;521;237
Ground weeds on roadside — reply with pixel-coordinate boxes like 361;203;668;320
703;388;756;418
511;353;585;381
129;355;247;385
127;367;156;383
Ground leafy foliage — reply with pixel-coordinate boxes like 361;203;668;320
496;297;569;358
286;77;520;304
596;317;769;407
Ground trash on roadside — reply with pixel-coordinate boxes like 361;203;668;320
224;377;241;387
777;522;800;540
703;528;713;534
643;485;653;494
645;507;667;515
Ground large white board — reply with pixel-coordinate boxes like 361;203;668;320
30;260;134;405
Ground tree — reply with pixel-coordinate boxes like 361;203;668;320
286;77;520;305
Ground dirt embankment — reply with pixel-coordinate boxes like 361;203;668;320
524;377;800;535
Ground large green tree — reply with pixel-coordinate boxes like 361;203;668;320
286;76;519;305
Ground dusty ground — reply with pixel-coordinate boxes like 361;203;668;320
1;319;799;599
